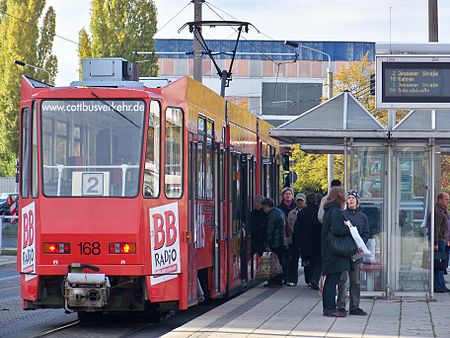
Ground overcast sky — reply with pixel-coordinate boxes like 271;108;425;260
45;0;450;86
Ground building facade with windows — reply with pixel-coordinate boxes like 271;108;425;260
154;39;375;126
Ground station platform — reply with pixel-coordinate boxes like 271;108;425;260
164;276;450;338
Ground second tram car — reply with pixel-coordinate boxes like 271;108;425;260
17;58;280;318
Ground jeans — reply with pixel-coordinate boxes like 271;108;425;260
434;240;446;289
337;261;361;310
322;272;341;314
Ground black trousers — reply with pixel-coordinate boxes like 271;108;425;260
287;248;300;284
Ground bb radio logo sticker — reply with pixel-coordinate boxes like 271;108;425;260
21;202;36;274
149;202;180;285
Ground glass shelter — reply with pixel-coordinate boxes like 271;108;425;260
270;91;450;298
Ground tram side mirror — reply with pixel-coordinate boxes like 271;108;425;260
282;155;290;171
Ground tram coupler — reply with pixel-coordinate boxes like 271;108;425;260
64;263;110;312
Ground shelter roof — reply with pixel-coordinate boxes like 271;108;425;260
269;91;387;151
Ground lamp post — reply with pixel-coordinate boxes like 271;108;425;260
284;41;335;186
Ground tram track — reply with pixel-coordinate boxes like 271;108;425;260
31;311;173;338
34;320;80;337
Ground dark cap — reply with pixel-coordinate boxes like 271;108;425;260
346;189;359;200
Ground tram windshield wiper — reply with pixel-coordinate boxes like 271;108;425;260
91;92;140;129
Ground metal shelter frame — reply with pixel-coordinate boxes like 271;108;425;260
269;91;450;299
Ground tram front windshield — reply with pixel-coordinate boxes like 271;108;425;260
41;100;145;197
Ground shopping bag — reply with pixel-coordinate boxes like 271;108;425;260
255;251;283;280
346;220;371;256
422;250;430;269
319;274;326;296
327;231;357;257
434;251;447;271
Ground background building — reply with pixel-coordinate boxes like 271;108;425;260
155;39;375;126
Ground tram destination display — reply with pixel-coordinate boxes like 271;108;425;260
376;55;450;109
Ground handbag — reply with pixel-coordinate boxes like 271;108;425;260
327;231;357;257
434;251;447;271
255;251;283;280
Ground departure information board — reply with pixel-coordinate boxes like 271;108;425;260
376;55;450;109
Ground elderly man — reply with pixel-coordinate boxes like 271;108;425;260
285;193;306;286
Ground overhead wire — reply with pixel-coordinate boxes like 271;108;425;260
155;1;192;35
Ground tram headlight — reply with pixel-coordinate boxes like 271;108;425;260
43;242;71;254
108;242;136;254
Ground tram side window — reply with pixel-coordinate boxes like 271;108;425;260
165;107;183;198
206;120;214;199
21;108;30;198
197;117;205;198
144;101;161;198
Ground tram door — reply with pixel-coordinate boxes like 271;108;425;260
240;155;250;282
213;144;226;294
187;139;198;305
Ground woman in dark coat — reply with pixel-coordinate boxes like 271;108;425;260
293;193;322;289
321;186;352;317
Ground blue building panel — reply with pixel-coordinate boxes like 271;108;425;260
155;39;375;61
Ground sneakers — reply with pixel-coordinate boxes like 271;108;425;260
323;311;346;317
349;308;367;316
337;308;348;314
286;282;296;287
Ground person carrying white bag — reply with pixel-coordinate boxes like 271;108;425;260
337;190;371;316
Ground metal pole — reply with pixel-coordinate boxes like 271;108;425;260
327;67;333;99
428;0;438;42
388;109;396;129
193;0;203;82
430;142;436;299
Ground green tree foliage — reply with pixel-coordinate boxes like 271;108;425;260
0;0;57;176
291;145;343;195
79;0;158;77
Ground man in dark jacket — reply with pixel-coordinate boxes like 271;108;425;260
293;193;322;289
337;190;370;315
434;192;449;292
262;197;286;286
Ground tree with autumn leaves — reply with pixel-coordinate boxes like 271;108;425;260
78;0;158;77
291;53;379;194
0;0;57;176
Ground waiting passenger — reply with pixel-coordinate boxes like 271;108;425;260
250;195;267;257
318;179;342;224
262;197;286;287
285;193;306;286
337;190;370;315
293;193;322;290
321;187;352;317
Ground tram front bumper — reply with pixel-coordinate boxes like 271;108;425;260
64;272;110;311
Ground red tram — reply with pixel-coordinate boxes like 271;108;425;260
17;58;280;318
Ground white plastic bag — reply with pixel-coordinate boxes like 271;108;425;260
344;220;371;257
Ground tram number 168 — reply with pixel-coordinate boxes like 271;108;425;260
77;242;101;255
